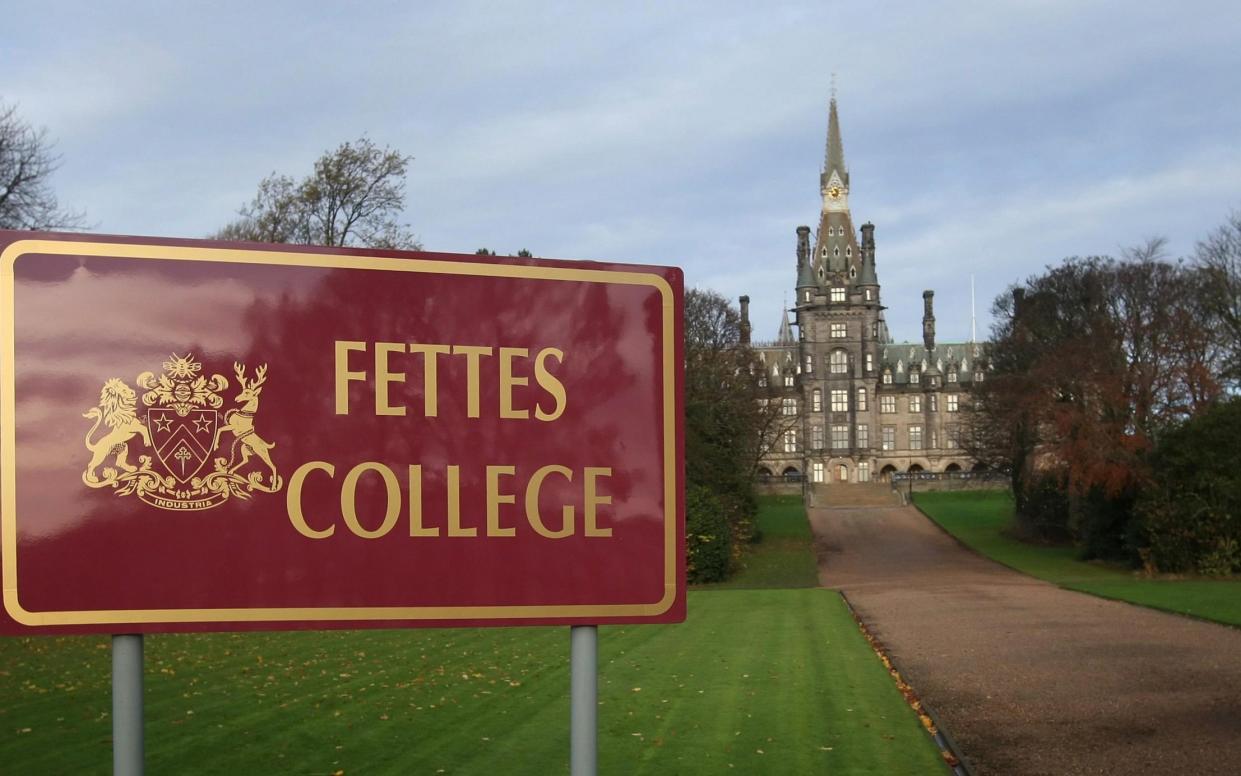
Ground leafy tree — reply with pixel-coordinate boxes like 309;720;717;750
214;137;419;249
684;289;781;567
0;101;85;230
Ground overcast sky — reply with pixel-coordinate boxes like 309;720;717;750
5;1;1240;342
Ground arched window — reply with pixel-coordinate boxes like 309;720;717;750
829;349;848;374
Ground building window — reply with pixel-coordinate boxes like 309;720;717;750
831;424;849;449
831;323;846;338
830;287;846;303
947;394;959;412
880;395;896;414
974;371;985;383
782;397;797;415
865;289;873;301
882;369;892;385
910;369;920;384
856;424;869;448
871;323;878;337
947;368;958;383
830;350;848;374
812;461;825;483
930;429;939;449
947;424;960;448
812;388;822;412
846;246;852;258
833;247;840;257
831;389;848;412
858;462;871;482
881;425;896;451
812;425;824;449
804;354;813;374
783;429;798;453
929;393;938;412
909;425;923;450
909;395;922;413
856;387;868;411
758;377;767;388
784;375;793;387
803;290;811;303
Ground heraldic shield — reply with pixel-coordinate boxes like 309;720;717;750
147;408;219;484
81;354;283;511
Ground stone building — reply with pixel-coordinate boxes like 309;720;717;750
745;97;985;484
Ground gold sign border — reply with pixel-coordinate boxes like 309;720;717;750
0;239;680;627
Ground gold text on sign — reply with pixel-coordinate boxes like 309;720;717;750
286;462;613;540
334;341;566;421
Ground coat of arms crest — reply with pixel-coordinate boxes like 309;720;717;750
82;354;283;510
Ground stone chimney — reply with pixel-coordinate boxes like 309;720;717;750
922;290;936;351
739;295;751;345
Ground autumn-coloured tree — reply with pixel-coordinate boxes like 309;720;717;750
968;249;1225;555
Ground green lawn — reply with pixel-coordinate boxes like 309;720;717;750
0;495;946;775
914;490;1241;627
702;494;821;590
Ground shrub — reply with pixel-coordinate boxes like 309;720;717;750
1134;397;1241;575
685;484;732;584
1015;470;1072;542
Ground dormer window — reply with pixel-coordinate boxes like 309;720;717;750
910;369;920;384
882;368;892;385
947;368;959;383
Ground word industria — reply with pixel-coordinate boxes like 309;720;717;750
286;341;612;540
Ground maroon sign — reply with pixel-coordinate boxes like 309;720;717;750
0;231;685;633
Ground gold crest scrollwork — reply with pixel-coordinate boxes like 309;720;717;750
82;354;283;511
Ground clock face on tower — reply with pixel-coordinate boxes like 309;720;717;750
829;186;842;199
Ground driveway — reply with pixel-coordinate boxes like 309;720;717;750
810;500;1241;776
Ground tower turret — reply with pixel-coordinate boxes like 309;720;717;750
922;290;937;351
795;226;816;300
739;295;751;345
859;222;878;288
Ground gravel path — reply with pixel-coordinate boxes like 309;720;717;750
810;500;1241;776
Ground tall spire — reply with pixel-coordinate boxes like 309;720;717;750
821;95;847;193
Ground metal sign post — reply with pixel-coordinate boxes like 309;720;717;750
112;634;144;776
570;625;598;776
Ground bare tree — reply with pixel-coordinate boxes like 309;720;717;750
0;101;85;230
1195;211;1241;386
214;137;420;250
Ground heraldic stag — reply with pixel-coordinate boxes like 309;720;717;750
219;362;282;491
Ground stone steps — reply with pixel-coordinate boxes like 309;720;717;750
809;483;899;508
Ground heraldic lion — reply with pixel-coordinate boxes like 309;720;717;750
82;378;153;484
